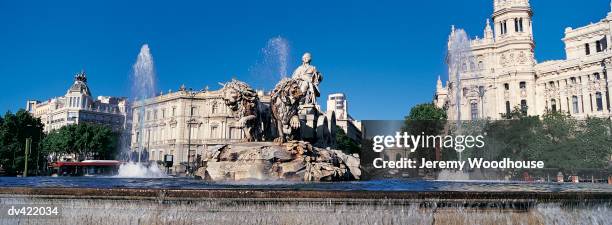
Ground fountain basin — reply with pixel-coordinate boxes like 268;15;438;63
0;186;610;225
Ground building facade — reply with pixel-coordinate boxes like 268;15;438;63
435;0;612;120
26;71;130;133
326;93;362;143
130;85;270;174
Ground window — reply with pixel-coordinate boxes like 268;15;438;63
549;81;555;88
585;43;591;55
470;102;479;120
514;18;523;32
572;96;579;114
190;107;196;116
153;110;158;120
596;40;602;52
570;77;576;84
594;73;601;80
212;102;219;114
596;92;603;111
172;107;176;116
551;99;557;112
519;81;526;89
590;94;594;112
505;101;511;115
600;36;608;51
501;20;508;35
210;125;219;139
504;83;509;90
520;100;527;115
514;18;519;32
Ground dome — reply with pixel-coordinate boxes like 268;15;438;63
67;70;92;96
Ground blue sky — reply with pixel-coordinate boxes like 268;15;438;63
0;0;609;120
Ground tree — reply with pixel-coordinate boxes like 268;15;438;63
482;109;611;177
42;123;119;161
335;126;360;154
403;103;447;161
0;110;44;176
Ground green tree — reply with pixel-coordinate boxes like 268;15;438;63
403;103;447;161
41;123;119;161
335;126;360;154
0;110;44;176
482;109;611;177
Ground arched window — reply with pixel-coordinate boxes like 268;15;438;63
520;100;528;115
551;99;557;112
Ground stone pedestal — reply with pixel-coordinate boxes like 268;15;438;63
194;141;360;182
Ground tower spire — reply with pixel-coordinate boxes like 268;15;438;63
484;19;493;40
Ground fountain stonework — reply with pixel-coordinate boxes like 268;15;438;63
189;53;361;181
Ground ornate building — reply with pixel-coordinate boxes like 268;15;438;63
26;71;130;133
434;0;612;120
130;85;270;173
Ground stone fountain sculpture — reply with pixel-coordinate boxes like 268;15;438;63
271;52;333;146
195;52;360;182
220;79;265;142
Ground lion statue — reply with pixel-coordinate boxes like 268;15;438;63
270;77;306;143
220;79;264;142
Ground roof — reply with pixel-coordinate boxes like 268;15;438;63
67;71;92;96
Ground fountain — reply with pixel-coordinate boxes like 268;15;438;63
263;36;290;79
116;44;166;178
249;36;291;88
116;162;166;178
447;27;474;123
446;27;479;164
